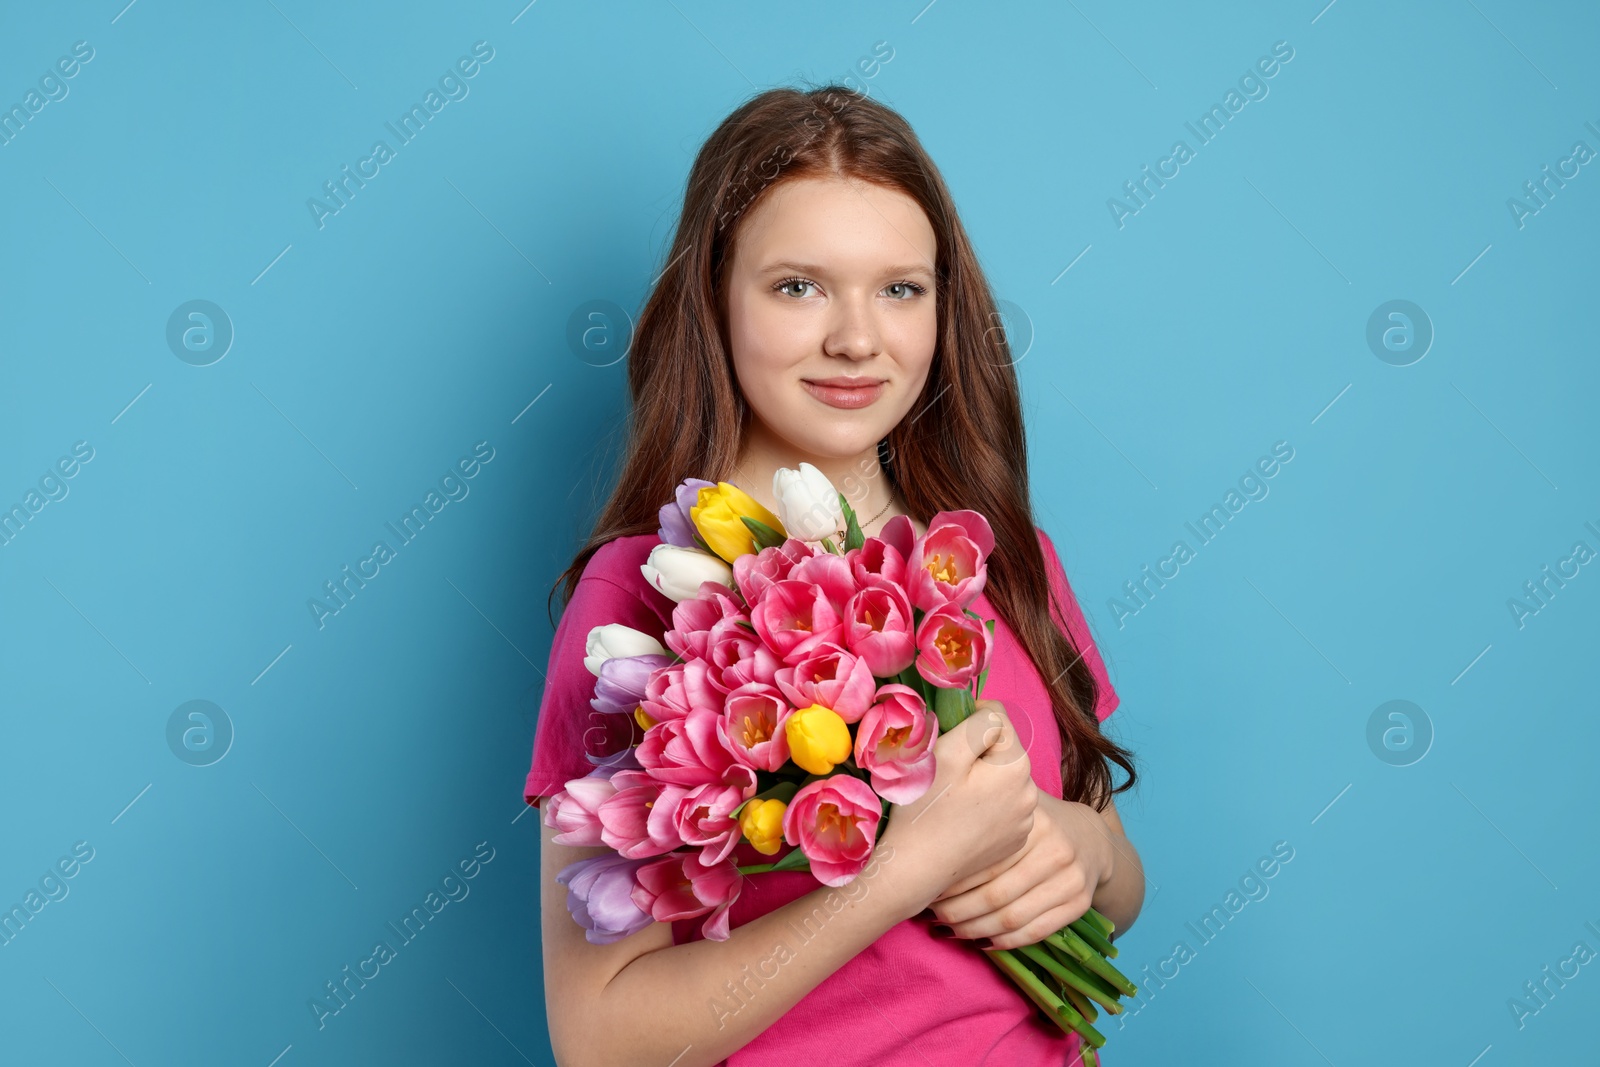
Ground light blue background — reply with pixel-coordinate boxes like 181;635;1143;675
2;1;1595;1064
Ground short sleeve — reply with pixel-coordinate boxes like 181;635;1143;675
1036;528;1120;723
523;541;675;807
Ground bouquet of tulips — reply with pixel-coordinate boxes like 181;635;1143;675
542;464;1136;1057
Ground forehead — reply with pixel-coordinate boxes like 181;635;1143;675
730;176;937;277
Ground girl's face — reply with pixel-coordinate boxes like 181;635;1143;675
721;175;939;463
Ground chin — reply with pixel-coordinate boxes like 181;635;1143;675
784;425;887;460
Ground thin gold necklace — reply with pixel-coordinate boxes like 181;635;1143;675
855;495;894;532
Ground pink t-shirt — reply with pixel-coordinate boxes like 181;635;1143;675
524;528;1121;1067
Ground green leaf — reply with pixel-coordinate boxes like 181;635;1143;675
841;492;866;551
754;780;800;805
769;845;813;872
741;515;787;550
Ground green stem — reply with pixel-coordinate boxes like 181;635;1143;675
1059;980;1099;1024
1069;917;1118;959
1036;940;1125;1012
989;949;1106;1048
1049;928;1138;998
1017;943;1118;1019
1080;906;1115;938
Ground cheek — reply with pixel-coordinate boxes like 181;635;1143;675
889;306;938;373
727;290;805;399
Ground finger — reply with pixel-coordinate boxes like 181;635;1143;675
933;850;1049;926
932;714;987;772
970;709;1018;761
932;849;1027;905
981;896;1097;953
941;879;1063;943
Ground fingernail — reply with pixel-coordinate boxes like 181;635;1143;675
915;908;936;921
974;937;993;949
930;924;955;938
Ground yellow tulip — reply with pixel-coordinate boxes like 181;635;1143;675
785;704;853;775
634;705;657;731
739;798;787;855
690;482;785;563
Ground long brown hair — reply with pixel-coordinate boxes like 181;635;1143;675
552;84;1135;809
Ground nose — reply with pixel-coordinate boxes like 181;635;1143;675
822;291;882;362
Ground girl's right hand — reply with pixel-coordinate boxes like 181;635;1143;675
879;699;1038;911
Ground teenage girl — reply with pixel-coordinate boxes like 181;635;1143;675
524;85;1143;1067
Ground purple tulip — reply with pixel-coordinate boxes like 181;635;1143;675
555;853;654;945
590;653;673;716
658;478;717;548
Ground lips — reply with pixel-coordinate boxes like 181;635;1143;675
802;379;885;410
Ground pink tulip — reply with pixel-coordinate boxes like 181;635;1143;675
854;684;939;804
852;515;916;588
595;770;682;858
782;775;883;887
915;601;992;689
543;775;618;848
632;850;744;941
773;644;878;724
786;551;859;614
733;538;817;603
672;780;756;865
908;510;994;612
840;580;917;678
638;658;721;724
750;578;846;663
542;750;644;846
664;589;748;663
722;682;792;771
707;627;780;693
635;707;758;792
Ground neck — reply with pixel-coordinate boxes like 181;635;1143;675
729;421;914;538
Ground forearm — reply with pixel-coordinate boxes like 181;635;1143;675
581;846;925;1067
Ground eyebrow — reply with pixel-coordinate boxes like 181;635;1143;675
757;260;936;280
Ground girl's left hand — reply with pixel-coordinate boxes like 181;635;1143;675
919;789;1114;951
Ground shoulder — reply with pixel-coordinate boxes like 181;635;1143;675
582;532;661;583
575;533;674;617
1033;524;1062;567
1032;525;1083;608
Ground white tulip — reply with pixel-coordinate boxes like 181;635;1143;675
639;543;735;603
583;623;668;677
773;462;845;542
